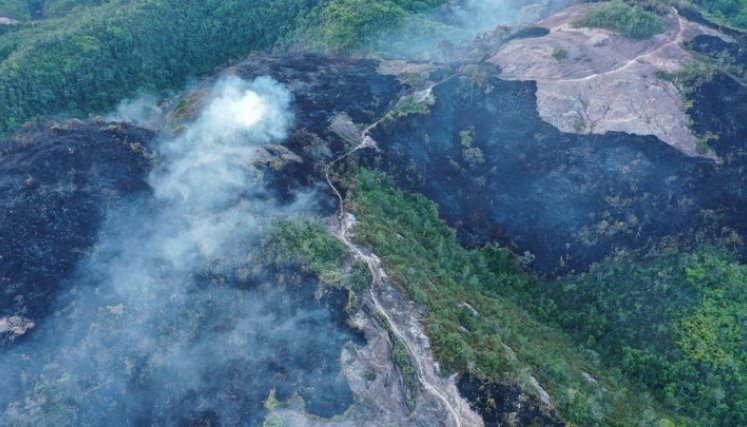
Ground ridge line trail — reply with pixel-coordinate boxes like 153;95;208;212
324;78;464;427
563;11;687;83
529;8;747;89
527;8;688;84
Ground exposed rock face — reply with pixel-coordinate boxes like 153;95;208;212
0;316;34;338
490;3;728;157
0;17;20;25
277;290;483;427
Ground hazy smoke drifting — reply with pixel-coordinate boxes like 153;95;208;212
106;93;163;127
374;0;572;60
0;76;357;426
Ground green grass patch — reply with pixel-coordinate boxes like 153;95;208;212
379;315;418;411
263;217;370;291
0;0;29;20
573;1;665;39
391;94;430;117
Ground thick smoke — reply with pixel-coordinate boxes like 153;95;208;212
0;77;358;426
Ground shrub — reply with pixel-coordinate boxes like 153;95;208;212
552;45;568;61
573;1;665;39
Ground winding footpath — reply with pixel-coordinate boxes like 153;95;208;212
324;110;465;427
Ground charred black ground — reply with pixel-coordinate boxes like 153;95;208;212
0;69;369;425
458;375;565;427
0;123;154;324
364;74;747;274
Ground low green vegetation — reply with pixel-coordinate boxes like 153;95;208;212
459;127;485;167
655;69;676;81
263;217;370;292
0;0;29;20
674;52;745;98
262;389;284;427
691;0;747;31
665;55;743;146
696;130;719;154
391;94;430;117
535;248;747;425
380;315;418;411
552;45;568;61
0;0;113;21
574;1;665;39
346;168;684;426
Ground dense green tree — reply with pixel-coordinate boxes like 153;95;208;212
538;248;747;425
0;0;449;136
693;0;747;30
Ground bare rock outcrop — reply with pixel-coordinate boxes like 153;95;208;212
490;3;728;157
0;316;34;339
0;17;20;25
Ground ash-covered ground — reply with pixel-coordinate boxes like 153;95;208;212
365;70;747;274
0;76;366;426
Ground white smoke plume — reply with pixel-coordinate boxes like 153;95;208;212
106;93;163;127
0;76;357;426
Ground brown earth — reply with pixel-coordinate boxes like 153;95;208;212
490;3;729;158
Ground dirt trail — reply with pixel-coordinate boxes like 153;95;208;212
323;82;477;427
489;3;721;157
560;10;687;83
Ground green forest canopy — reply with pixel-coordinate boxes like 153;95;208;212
347;168;747;426
0;0;448;136
693;0;747;30
1;0;743;137
347;168;688;426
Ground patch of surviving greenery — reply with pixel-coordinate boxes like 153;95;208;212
263;217;370;293
346;168;688;426
573;1;665;39
659;53;743;151
552;45;568;61
459;126;485;167
390;94;430;118
379;314;418;412
690;0;747;31
533;247;747;426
